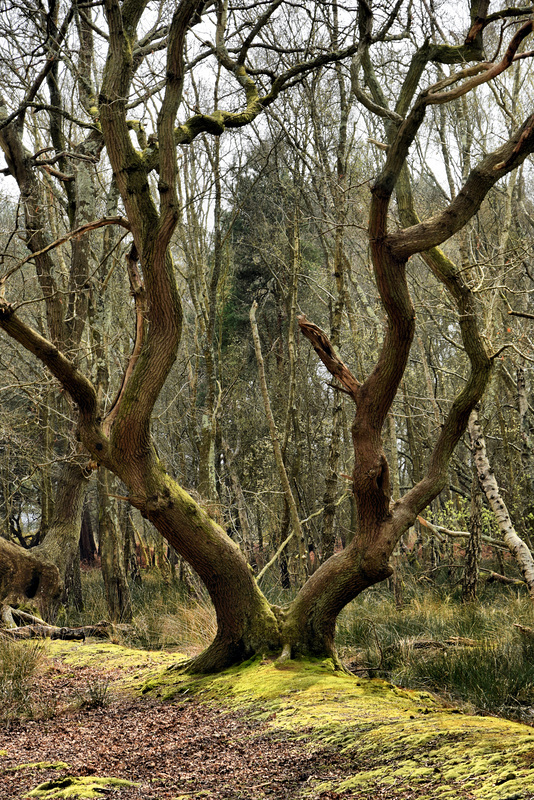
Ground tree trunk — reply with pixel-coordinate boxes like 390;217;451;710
142;495;282;673
462;461;483;602
98;470;132;622
0;537;60;613
79;503;97;564
35;462;88;617
468;409;534;599
0;462;87;618
281;519;396;661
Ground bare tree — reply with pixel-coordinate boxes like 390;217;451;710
1;0;534;670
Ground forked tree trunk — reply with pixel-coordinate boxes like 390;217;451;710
2;1;534;671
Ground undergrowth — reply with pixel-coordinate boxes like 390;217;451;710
0;637;44;723
65;570;216;653
62;569;534;723
337;582;534;722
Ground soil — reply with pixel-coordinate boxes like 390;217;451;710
0;652;387;800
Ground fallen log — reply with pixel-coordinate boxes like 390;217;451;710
0;606;115;641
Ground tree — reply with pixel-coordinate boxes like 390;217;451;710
1;0;534;671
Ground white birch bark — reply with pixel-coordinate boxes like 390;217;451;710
468;408;534;599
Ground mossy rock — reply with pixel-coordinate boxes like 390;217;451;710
25;776;138;798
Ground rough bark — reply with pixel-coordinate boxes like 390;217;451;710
0;537;60;612
462;462;483;602
0;459;87;619
98;470;132;622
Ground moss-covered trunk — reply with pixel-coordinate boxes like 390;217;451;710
117;460;281;672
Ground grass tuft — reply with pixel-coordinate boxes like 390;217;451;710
337;581;534;721
0;636;44;723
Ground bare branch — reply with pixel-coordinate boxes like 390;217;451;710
0;216;131;291
297;314;361;402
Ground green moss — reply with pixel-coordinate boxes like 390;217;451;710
25;776;139;798
42;642;534;799
44;639;184;693
140;655;534;798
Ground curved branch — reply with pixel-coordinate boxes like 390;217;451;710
0;216;131;290
297;315;361;401
157;0;205;246
426;20;534;105
0;301;109;460
386;112;534;260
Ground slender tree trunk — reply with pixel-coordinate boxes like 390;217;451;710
79;503;97;564
469;408;534;599
517;366;534;546
250;301;306;581
97;470;132;622
462;460;483;602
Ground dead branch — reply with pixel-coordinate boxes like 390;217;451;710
297;314;360;401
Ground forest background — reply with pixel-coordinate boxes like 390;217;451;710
1;0;534;706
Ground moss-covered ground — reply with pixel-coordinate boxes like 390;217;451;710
10;639;532;799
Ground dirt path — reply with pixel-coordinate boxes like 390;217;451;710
2;642;534;800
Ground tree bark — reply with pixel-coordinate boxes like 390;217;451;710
0;462;87;617
462;461;483;602
468;408;534;600
98;470;132;622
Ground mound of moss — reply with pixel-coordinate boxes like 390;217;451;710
26;776;139;799
40;642;534;799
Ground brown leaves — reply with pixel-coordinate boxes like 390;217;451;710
0;656;336;799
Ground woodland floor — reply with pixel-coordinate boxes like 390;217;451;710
0;651;400;800
1;641;534;800
0;648;400;800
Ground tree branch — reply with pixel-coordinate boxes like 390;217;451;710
297;315;361;402
0;216;131;291
0;301;108;461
